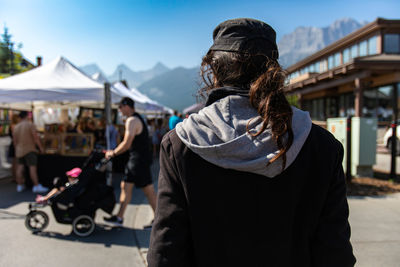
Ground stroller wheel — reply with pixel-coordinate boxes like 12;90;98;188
25;211;49;233
72;215;95;237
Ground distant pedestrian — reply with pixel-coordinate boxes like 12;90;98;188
8;113;20;181
148;18;356;267
104;97;157;227
168;110;182;130
152;118;166;158
106;123;119;150
13;111;48;193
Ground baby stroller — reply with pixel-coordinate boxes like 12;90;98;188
25;150;116;237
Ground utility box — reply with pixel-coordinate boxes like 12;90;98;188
327;118;348;171
327;117;377;177
351;117;377;176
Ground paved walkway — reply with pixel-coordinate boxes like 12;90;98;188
374;151;400;175
348;193;400;267
0;159;158;267
2;155;400;266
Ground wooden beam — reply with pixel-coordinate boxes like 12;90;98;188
354;77;363;117
291;71;370;96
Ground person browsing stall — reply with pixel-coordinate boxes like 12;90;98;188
104;97;157;227
13;111;48;193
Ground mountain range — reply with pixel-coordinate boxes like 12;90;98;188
80;62;170;88
278;17;367;68
80;17;368;111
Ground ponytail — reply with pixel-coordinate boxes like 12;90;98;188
248;60;293;171
200;51;294;171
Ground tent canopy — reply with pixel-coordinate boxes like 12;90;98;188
0;56;121;103
0;56;171;114
91;72;109;84
183;102;204;114
113;82;171;113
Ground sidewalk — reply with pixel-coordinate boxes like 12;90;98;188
0;159;158;267
374;152;400;175
2;155;400;266
348;193;400;267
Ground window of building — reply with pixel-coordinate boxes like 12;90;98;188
328;55;334;69
363;85;393;121
320;60;327;73
325;97;338;118
359;40;368;57
311;98;325;121
304;96;339;121
334;52;341;67
368;36;378;55
384;34;400;54
289;71;299;81
314;62;320;73
339;94;355;117
343;48;350;63
350;44;358;58
313;62;319;73
309;63;315;73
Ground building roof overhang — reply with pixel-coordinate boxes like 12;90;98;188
285;54;400;95
285;18;400;73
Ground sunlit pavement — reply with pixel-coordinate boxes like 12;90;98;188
374;152;400;175
0;159;158;267
2;155;400;266
348;193;400;267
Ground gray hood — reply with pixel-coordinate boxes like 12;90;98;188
175;95;312;178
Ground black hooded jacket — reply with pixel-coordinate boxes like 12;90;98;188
148;92;355;267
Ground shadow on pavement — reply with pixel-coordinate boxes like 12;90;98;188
29;223;150;248
0;209;26;219
0;207;151;249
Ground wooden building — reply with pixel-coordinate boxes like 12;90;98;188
285;18;400;124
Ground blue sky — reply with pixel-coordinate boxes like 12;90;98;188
1;0;399;74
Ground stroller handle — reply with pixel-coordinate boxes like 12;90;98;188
95;157;112;171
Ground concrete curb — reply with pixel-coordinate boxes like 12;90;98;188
132;158;158;267
348;192;400;200
133;203;153;266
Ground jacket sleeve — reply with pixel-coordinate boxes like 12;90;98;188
311;143;356;267
147;133;193;267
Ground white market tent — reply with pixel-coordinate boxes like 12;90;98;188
91;72;170;113
91;72;109;84
0;56;122;104
113;82;172;113
130;86;173;114
183;102;204;114
0;56;174;117
0;57;171;114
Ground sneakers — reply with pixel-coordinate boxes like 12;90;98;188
16;184;26;192
32;184;49;193
143;219;154;229
104;215;123;226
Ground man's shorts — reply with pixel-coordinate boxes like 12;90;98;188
124;160;152;188
17;152;38;166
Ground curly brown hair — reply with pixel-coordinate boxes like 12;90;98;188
199;51;294;171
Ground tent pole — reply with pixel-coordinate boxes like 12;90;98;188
104;82;113;186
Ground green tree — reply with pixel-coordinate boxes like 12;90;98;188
0;26;11;74
0;25;31;77
286;94;300;108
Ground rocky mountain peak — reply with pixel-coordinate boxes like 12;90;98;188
278;17;368;68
